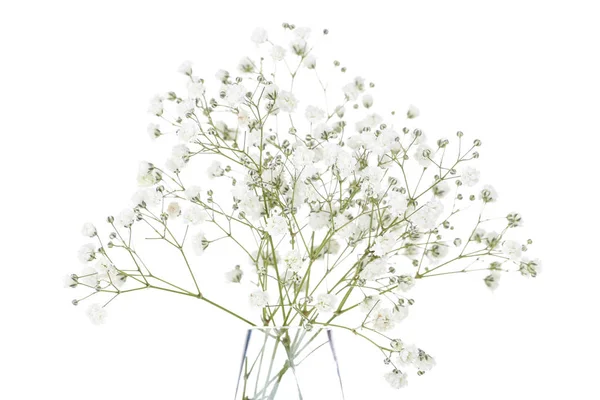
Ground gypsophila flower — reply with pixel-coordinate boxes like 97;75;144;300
315;293;338;313
178;120;199;142
360;295;382;313
507;212;524;228
305;105;325;124
414;350;436;372
502;240;522;260
270;45;286;61
303;54;317;69
385;370;408;389
276;90;298;112
81;222;97;237
185;186;202;201
225;266;243;283
64;274;77;288
414;145;433;167
480;185;498;203
519;258;542;277
215;69;229;83
117;208;136;228
191;230;207;256
225;84;247;107
148;94;164;116
77;243;96;263
407;104;420;119
166;202;181;219
265;215;288;236
360;258;389;281
362;94;373;108
484;270;501;290
396;275;416;292
249;290;269;308
178;60;193;76
461;166;480;187
207;160;225;178
182;205;205;225
251;27;268;44
147;123;161;140
87;304;108;325
187;80;206;98
137;161;160;187
283;249;303;272
397;344;419;366
372;308;395;332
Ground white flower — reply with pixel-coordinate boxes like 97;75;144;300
178;120;199;142
294;26;311;39
361;254;389;273
283;249;303;272
225;84;247;107
249;290;269;307
148;94;164;116
81;222;97;237
360;295;381;313
362;94;373;108
251;27;268;44
187;80;206;98
433;180;451;197
237;108;250;126
411;200;444;231
414;350;436;372
225;266;243;283
461;166;480;187
396;275;415;292
185;185;202;201
178;60;193;76
372;308;395;331
270;45;286;61
384;370;408;389
147;123;161;140
215;69;229;83
265;215;288;236
397;344;419;366
132;188;161;207
373;233;396;257
137;161;160;187
315;293;338;313
87;304;108;325
276;90;298;112
427;243;449;260
166;202;181;219
191;230;206;256
78;243;96;263
207;160;225;178
303;54;317;69
309;211;329;230
64;274;77;288
175;99;195;118
480;184;498;203
507;212;524;228
520;258;542;278
304;105;325;123
387;191;408;217
182;205;205;225
414;145;433;167
117;208;136;228
238;57;255;73
407;104;420;119
484;270;501;290
502;240;522;260
290;38;307;56
293;145;316;167
392;305;409;322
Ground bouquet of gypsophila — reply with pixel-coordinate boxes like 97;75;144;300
67;23;541;390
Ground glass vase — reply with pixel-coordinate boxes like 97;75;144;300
234;326;345;400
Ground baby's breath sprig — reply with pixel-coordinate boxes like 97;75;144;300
67;23;540;391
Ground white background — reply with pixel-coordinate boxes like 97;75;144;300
1;0;599;399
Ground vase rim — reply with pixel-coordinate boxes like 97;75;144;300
247;325;332;331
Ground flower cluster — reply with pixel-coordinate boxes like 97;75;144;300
66;23;540;391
